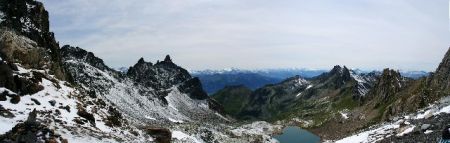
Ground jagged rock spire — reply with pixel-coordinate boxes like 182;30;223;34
137;57;145;64
26;109;37;125
331;65;342;73
328;65;351;79
371;68;404;102
164;55;172;63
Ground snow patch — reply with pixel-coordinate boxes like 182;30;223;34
168;118;184;123
145;115;156;120
215;112;230;122
340;111;349;119
396;125;415;137
334;123;400;143
172;131;201;143
296;92;302;97
436;105;450;115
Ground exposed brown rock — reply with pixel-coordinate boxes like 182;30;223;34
145;128;171;143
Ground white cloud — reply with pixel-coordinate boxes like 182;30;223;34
41;0;449;71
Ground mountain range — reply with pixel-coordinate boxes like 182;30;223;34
192;68;428;94
212;53;450;142
0;1;448;143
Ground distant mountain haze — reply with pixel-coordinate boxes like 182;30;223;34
192;68;429;94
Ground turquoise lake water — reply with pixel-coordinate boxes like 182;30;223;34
273;126;320;143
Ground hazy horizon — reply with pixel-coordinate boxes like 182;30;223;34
41;0;450;71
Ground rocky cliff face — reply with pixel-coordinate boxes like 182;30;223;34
0;0;65;79
378;47;450;120
313;65;352;89
61;45;222;125
127;56;191;90
313;48;450;141
61;45;114;72
427;47;450;100
367;69;407;103
126;55;208;100
0;30;45;96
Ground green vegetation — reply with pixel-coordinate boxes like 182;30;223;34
211;85;252;116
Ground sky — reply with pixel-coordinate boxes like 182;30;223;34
40;0;449;71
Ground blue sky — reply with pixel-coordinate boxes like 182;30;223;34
40;0;449;71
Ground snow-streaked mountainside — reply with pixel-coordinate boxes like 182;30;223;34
60;45;223;125
331;96;450;143
0;64;148;142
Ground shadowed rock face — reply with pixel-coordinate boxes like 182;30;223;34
178;77;208;100
146;128;172;143
126;55;208;99
0;61;15;91
429;47;450;97
312;65;353;89
0;58;44;96
61;45;112;72
388;47;450;114
127;56;191;90
368;69;406;102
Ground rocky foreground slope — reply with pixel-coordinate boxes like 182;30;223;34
0;0;282;142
